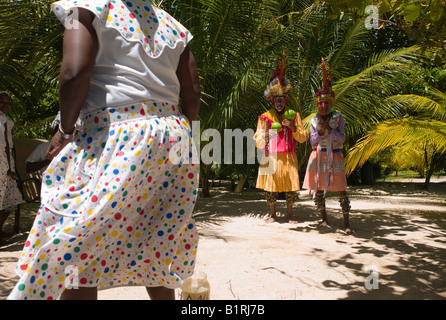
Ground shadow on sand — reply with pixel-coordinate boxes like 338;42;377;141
1;181;445;299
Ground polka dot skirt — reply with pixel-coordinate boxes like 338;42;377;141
0;152;24;211
8;101;199;300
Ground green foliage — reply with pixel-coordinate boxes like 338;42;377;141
0;0;63;138
1;0;444;192
345;71;446;187
324;0;446;58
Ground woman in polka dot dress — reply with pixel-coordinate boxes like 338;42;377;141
0;92;25;238
8;0;200;300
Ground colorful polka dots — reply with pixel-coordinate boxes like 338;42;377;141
0;115;24;210
8;101;199;300
51;0;192;58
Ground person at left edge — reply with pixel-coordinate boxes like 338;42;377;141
0;91;24;239
8;0;200;300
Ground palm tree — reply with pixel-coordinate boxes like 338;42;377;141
177;1;359;195
1;0;436;195
178;0;317;196
345;87;446;188
0;0;63;137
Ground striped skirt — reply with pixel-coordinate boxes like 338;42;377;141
302;149;347;193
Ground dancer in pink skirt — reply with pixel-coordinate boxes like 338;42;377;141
8;0;200;300
302;58;352;234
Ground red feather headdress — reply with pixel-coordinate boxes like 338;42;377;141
315;57;335;103
265;51;292;100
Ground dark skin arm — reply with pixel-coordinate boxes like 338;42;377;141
26;158;52;173
46;8;98;160
4;123;17;180
176;46;201;124
47;11;199;158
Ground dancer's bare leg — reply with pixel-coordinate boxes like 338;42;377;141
315;191;328;227
339;191;352;234
286;203;298;224
146;286;175;300
267;203;278;223
60;287;98;300
0;210;12;238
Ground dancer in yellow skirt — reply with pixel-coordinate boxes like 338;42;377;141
254;56;307;223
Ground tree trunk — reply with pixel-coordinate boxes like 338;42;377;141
200;164;211;197
423;147;430;189
424;174;431;190
360;161;374;185
422;145;439;190
423;156;436;190
234;174;248;193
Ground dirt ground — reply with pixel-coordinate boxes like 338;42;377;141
1;177;445;300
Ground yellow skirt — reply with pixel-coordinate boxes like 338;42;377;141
256;152;300;192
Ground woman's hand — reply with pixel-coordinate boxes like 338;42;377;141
7;170;18;180
46;131;73;160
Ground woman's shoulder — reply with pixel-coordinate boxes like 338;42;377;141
52;0;192;59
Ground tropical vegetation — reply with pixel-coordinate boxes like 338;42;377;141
0;0;444;196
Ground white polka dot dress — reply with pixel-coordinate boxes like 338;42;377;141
8;0;200;300
9;102;199;300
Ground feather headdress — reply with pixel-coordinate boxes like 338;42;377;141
315;57;335;103
264;51;292;100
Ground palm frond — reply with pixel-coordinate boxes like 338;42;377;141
388;93;446;121
334;46;421;100
345;118;446;175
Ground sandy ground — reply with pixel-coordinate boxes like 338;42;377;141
1;177;445;300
